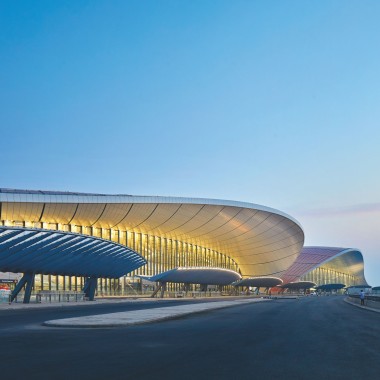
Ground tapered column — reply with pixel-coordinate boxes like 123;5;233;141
83;277;98;301
10;273;35;303
151;282;162;298
160;282;167;298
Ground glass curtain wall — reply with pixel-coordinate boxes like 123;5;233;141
300;267;358;287
2;220;240;295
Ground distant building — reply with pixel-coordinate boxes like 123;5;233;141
281;246;368;288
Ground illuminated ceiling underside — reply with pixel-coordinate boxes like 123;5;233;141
0;226;146;277
0;189;305;277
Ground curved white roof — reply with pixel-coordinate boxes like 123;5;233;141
0;189;305;277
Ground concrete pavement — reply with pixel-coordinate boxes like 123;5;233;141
43;298;270;327
2;296;380;379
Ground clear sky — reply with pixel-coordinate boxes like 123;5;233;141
1;1;379;284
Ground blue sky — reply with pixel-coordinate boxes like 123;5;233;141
1;1;379;283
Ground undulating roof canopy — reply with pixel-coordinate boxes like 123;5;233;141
0;226;146;277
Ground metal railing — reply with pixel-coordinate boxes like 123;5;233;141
10;291;86;303
349;294;380;302
347;294;380;310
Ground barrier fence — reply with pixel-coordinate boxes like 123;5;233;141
347;294;380;310
9;291;86;303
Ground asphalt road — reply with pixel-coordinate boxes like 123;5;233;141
0;296;379;380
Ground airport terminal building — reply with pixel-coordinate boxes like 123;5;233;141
0;189;368;301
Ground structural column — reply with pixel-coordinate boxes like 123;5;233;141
83;277;98;301
10;273;35;304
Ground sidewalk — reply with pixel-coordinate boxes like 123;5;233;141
43;298;271;328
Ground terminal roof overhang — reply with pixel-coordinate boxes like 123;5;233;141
0;226;146;278
142;267;241;285
281;246;368;286
0;189;305;277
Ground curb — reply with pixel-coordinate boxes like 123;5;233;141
343;297;380;314
1;295;266;310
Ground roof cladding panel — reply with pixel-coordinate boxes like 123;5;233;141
0;226;146;278
176;206;243;240
211;213;289;249
69;203;108;226
1;202;44;223
0;190;305;277
116;203;161;231
130;203;199;236
168;204;226;241
147;203;206;237
226;229;304;253
90;203;133;229
235;221;302;248
41;203;79;224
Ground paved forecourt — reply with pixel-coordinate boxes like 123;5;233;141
43;298;270;328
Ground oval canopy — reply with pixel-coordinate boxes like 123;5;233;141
0;226;146;278
280;281;316;289
233;277;283;288
143;267;241;285
315;283;346;290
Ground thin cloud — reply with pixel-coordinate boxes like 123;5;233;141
294;203;380;218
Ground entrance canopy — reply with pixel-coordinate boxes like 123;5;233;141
280;281;316;289
0;226;146;278
233;276;283;288
142;267;241;285
315;283;345;291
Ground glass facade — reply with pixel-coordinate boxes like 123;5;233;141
300;266;358;287
281;246;367;288
1;220;240;295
